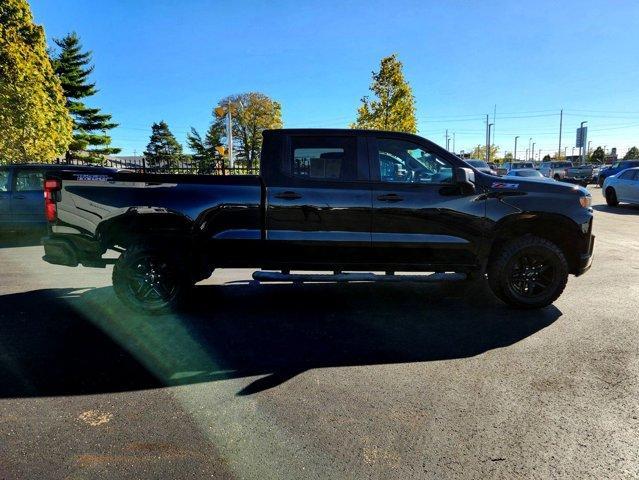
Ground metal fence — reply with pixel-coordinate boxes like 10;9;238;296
51;156;260;175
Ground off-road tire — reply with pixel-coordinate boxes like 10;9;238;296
112;244;188;315
488;236;568;309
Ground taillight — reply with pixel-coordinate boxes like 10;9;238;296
44;178;61;222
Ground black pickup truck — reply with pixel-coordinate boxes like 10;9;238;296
42;129;594;313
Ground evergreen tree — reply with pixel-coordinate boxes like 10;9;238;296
144;121;183;171
623;146;639;159
52;32;120;162
352;54;417;134
186;122;225;173
0;0;72;163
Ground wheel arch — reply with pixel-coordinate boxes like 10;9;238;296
489;213;582;274
96;208;197;250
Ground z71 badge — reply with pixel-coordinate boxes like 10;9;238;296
491;182;519;189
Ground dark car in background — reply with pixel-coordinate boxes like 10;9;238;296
0;164;116;232
598;160;639;186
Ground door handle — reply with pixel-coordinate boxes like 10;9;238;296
13;195;25;200
275;191;302;200
377;193;404;202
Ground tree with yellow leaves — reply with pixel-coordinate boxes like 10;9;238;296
0;0;72;163
352;54;417;134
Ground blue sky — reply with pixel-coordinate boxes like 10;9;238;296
31;0;639;157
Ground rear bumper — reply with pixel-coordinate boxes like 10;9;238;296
42;235;106;268
42;236;79;266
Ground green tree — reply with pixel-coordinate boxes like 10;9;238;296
470;145;500;162
186;122;225;173
144;121;183;171
52;32;120;162
623;146;639;159
217;92;283;170
0;0;72;163
542;154;551;161
590;146;605;163
352;54;417;133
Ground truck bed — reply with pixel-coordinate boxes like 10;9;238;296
49;170;263;241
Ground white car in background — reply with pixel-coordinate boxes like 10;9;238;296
602;167;639;206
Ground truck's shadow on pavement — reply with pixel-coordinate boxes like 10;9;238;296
0;280;561;398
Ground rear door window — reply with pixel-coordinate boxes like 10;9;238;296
14;170;44;191
290;136;357;181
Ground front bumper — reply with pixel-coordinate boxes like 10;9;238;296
575;234;595;276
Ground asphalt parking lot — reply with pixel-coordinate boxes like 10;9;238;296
0;187;637;480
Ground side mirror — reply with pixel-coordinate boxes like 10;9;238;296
456;167;476;193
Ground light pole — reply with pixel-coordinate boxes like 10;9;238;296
588;140;592;156
525;148;529;160
514;136;519;161
532;142;536;162
528;138;532;160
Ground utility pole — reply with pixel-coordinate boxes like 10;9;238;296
445;129;449;151
227;107;234;169
487;123;494;162
558;108;563;159
485;115;490;163
514;136;519;161
452;132;456;154
588;140;592;156
492;105;497;151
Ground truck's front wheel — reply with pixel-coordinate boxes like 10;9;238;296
488;236;568;309
113;244;187;314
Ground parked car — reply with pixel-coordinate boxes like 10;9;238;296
496;162;535;176
0;164;116;232
598;160;639;186
464;159;497;175
42;128;594;313
505;169;549;179
602;167;639;206
539;161;573;180
564;165;596;186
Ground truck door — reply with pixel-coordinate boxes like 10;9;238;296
369;136;485;268
11;169;45;226
265;133;372;266
0;168;10;224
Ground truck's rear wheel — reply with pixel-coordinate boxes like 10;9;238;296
113;244;186;314
488;236;568;309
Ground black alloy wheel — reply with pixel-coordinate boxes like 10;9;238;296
488;236;568;309
113;245;185;314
